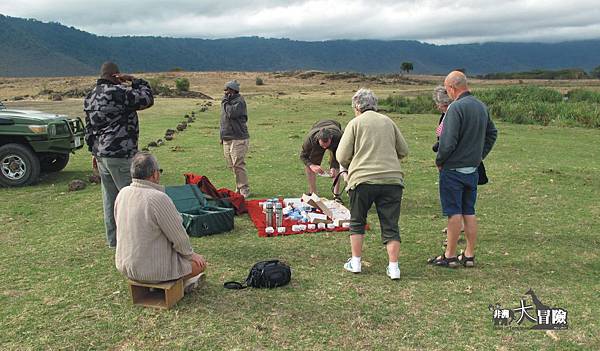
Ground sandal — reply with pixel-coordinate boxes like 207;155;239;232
427;253;459;268
458;251;475;268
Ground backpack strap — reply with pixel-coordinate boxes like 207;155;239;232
331;170;348;197
223;281;248;289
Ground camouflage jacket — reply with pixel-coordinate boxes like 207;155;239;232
84;78;154;158
220;93;249;141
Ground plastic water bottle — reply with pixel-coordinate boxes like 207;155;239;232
275;202;283;227
265;202;274;227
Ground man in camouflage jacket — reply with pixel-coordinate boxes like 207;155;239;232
84;61;154;248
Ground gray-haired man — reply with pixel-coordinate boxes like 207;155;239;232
115;152;206;293
429;71;497;268
300;120;344;198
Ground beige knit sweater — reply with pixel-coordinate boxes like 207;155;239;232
336;110;409;189
115;179;194;282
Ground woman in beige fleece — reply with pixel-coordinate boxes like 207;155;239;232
336;88;409;280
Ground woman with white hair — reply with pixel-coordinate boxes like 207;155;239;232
432;85;453;152
336;88;409;280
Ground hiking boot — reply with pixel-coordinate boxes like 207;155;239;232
239;188;251;199
343;258;361;273
386;266;401;280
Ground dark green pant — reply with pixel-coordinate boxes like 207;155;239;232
348;184;403;244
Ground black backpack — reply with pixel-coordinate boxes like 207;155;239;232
224;260;291;289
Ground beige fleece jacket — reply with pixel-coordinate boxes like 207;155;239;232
336;110;409;189
115;179;194;283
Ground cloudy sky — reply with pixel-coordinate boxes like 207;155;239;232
1;0;600;44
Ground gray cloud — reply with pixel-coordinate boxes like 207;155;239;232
1;0;600;43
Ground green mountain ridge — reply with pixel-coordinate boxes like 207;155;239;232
1;14;600;77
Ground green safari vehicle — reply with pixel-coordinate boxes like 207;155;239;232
0;101;85;187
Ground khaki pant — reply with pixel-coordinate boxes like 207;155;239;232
222;139;250;196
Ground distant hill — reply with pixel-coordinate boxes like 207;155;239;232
1;14;600;77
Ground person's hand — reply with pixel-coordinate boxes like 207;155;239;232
309;164;324;174
437;164;442;171
329;168;336;177
192;254;207;271
113;73;134;83
92;156;98;171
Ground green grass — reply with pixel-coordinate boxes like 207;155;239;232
1;93;599;350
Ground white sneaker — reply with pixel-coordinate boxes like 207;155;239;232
344;258;361;273
386;266;401;280
184;272;206;294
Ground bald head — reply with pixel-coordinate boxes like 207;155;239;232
444;71;469;100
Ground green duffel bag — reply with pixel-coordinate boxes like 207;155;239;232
165;185;207;213
181;206;235;237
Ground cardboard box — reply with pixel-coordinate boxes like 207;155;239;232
307;212;331;224
323;199;351;226
301;193;350;226
301;193;333;218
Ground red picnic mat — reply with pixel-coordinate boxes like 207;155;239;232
246;199;352;237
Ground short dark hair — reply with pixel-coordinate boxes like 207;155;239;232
130;152;159;179
100;61;119;81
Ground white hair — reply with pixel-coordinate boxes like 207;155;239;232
352;88;378;113
433;85;452;105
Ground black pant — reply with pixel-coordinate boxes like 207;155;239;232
348;184;403;244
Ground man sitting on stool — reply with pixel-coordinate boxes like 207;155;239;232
115;152;206;293
300;120;344;201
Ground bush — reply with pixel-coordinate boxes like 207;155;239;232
175;78;190;92
380;95;436;114
147;77;172;95
255;77;264;86
566;89;600;103
381;85;600;129
476;85;563;104
478;86;600;128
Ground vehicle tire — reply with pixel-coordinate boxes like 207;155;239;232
0;143;41;187
40;153;70;173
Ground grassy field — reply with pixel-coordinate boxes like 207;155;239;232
0;74;599;350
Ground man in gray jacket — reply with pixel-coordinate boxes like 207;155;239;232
220;80;250;198
84;61;154;248
429;71;497;268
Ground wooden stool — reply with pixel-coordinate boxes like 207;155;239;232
128;278;184;309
